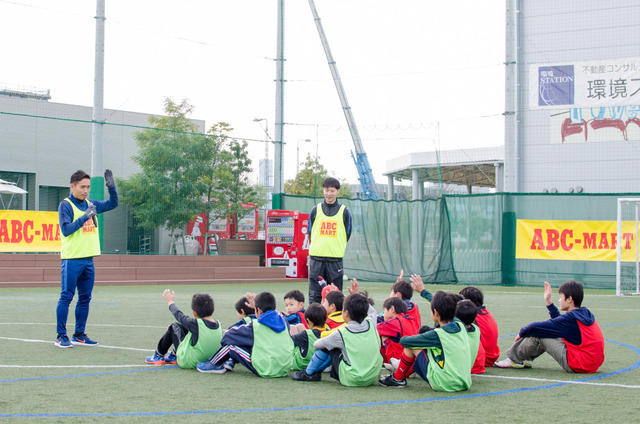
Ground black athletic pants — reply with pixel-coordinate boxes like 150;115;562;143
308;258;344;304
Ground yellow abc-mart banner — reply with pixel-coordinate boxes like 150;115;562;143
516;219;639;262
0;210;61;253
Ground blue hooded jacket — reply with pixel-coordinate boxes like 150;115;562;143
220;309;288;348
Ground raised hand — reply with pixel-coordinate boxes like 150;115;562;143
104;169;115;188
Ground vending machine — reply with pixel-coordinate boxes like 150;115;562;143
265;210;310;278
236;203;259;240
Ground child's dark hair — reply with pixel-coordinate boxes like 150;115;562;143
191;293;214;318
324;291;344;311
383;297;407;315
391;280;413;300
343;293;369;323
322;177;340;190
558;280;584;307
70;170;90;184
304;303;327;328
284;289;305;303
255;292;277;312
455;299;478;326
459;286;484;307
430;291;457;323
235;296;255;317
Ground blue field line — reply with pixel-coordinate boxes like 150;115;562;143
0;366;173;384
1;339;639;418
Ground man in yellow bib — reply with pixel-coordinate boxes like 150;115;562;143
55;169;118;348
307;177;352;304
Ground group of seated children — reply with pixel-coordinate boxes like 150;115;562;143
146;274;605;391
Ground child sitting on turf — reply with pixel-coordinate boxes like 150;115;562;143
223;296;257;371
379;291;475;391
459;286;500;371
383;270;422;334
145;290;222;369
456;298;481;374
290;303;328;371
323;290;345;330
495;281;605;373
197;292;294;377
377;297;417;365
283;290;308;335
232;295;256;327
290;292;383;386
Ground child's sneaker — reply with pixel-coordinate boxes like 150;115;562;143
54;334;73;348
494;358;526;369
164;352;177;365
378;374;407;388
197;361;227;374
145;352;166;365
71;333;98;346
290;370;321;382
223;358;235;371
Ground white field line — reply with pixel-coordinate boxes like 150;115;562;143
0;364;156;368
0;322;166;329
0;336;152;352
475;373;640;389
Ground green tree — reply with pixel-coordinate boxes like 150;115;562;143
284;153;352;198
212;140;263;238
119;99;208;253
119;99;263;253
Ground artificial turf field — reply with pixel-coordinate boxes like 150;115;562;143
1;281;639;423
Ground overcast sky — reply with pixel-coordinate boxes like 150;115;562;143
0;0;505;186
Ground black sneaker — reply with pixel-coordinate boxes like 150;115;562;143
290;370;321;382
378;374;407;388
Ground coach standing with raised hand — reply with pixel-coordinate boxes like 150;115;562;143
55;169;118;348
307;177;352;304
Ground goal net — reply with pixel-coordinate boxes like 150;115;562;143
617;198;640;296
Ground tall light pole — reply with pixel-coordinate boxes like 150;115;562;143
253;118;270;187
273;0;285;208
297;138;311;175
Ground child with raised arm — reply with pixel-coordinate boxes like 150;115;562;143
379;291;475;391
291;303;328;371
386;270;422;333
290;293;382;386
145;290;222;369
231;295;256;327
197;292;294;377
495;281;605;373
377;297;416;365
459;286;500;370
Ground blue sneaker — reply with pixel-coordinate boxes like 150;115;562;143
54;334;73;348
223;358;235;371
71;333;98;346
197;361;226;374
145;352;166;365
165;351;177;365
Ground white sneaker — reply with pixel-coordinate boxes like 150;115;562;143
494;358;526;369
389;358;400;371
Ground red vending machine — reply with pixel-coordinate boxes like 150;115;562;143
236;203;259;240
265;210;310;278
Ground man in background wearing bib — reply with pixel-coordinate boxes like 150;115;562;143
307;177;352;304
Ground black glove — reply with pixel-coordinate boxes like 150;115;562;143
83;203;97;220
104;169;115;188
